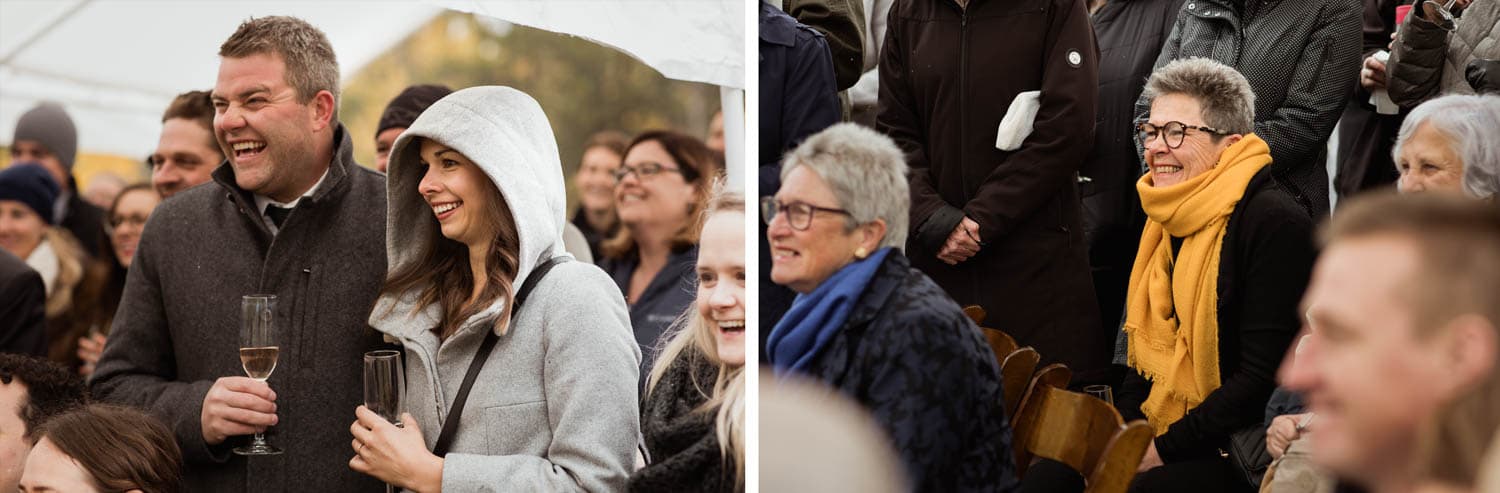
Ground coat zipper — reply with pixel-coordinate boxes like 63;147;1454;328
959;6;969;200
959;2;982;301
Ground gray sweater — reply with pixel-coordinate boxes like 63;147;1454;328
372;86;641;492
90;125;389;492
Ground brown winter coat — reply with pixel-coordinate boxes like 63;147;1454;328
877;0;1109;379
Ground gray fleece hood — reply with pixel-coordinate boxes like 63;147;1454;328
373;86;568;337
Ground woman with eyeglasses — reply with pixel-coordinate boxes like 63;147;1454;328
763;123;1015;492
1116;59;1315;492
599;130;722;387
71;184;161;376
1135;0;1362;217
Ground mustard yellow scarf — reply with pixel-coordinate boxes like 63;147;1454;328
1124;134;1271;436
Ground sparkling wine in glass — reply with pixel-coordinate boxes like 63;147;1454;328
235;294;283;456
364;349;404;493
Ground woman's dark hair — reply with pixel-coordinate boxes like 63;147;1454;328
35;404;182;493
601;130;723;259
378;139;521;339
92;184;158;328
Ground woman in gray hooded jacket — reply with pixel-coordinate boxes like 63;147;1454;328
348;86;642;492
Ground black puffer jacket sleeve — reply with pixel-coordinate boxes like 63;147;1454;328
1387;12;1452;107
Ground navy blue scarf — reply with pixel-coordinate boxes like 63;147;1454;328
765;247;893;375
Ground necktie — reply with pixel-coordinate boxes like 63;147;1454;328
264;204;292;229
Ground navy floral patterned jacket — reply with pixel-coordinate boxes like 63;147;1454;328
797;251;1017;493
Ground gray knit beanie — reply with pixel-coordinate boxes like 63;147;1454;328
12;102;78;171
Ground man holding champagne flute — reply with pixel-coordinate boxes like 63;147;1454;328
90;16;389;492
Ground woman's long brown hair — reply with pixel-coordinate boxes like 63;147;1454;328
379;139;522;339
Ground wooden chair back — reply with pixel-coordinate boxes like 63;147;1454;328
963;305;986;325
961;305;1019;365
1011;364;1072;461
1011;370;1153;493
998;347;1040;418
983;328;1019;364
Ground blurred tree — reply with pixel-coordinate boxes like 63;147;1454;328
343;11;719;212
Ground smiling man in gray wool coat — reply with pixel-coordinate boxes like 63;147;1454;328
90;16;388;492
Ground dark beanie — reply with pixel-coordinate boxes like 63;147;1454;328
12;102;78;171
0;164;61;225
376;84;454;137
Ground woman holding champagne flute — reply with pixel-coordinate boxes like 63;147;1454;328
348;86;641;492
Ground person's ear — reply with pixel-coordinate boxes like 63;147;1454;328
309;90;335;131
857;218;887;253
1438;314;1499;394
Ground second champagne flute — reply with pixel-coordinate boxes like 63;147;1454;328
364;349;404;493
235;294;283;456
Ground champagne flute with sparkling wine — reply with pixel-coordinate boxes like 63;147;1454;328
235;294;283;456
364;350;404;493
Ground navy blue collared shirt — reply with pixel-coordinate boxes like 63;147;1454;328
600;246;698;389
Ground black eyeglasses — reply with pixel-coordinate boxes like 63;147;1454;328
612;162;684;182
1135;121;1229;149
760;197;852;231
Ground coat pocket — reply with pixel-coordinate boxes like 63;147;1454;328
482;400;549;455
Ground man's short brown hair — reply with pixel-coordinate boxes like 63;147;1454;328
1322;192;1500;336
218;16;340;119
161;90;219;152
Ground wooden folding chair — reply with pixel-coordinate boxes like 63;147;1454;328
999;347;1040;418
1010;369;1153;493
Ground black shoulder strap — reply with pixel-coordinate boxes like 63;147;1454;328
432;256;567;456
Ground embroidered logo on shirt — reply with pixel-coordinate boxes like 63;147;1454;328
1067;50;1083;68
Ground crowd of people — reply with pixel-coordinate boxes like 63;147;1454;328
2;13;742;493
2;0;1498;492
760;0;1499;493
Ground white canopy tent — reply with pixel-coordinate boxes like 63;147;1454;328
0;0;746;186
438;0;746;187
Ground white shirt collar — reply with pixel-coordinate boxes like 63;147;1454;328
253;166;331;234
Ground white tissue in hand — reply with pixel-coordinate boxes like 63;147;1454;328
995;91;1042;151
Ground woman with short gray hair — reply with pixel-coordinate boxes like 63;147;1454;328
1392;94;1500;199
762;123;1016;491
1119;58;1315;492
1137;0;1363;216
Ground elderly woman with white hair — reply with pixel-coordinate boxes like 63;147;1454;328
1116;58;1316;492
762;123;1014;492
1392;94;1500;199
